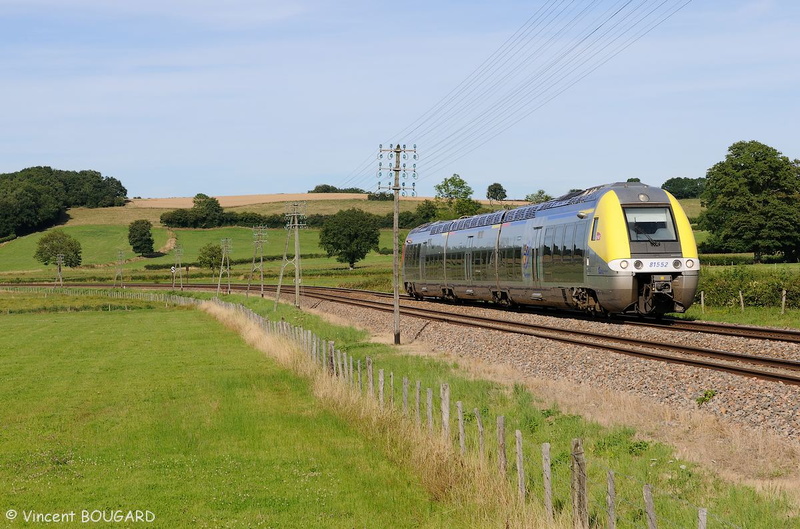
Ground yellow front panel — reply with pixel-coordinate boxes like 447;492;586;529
666;192;699;258
588;191;630;262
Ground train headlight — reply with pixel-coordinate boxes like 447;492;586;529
673;260;681;269
620;260;629;269
634;260;643;270
686;259;695;269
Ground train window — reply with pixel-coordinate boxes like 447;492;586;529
591;217;600;241
624;207;677;242
542;227;554;264
553;226;564;261
574;223;587;260
563;224;575;262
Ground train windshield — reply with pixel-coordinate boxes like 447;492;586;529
624;207;676;242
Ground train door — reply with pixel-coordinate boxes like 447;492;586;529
465;236;474;281
532;226;542;286
421;239;429;277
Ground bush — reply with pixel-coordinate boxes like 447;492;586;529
699;255;755;266
696;266;800;308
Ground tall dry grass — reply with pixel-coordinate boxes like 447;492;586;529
200;301;570;528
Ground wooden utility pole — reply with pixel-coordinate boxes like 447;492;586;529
377;143;417;344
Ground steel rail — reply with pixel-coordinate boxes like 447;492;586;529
7;282;800;384
296;290;800;386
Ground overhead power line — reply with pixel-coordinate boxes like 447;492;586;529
339;0;693;193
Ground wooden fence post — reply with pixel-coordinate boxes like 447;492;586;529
349;356;353;386
415;381;421;425
378;369;385;406
357;359;362;391
571;438;589;529
644;484;657;529
367;357;374;398
497;416;507;475
440;383;450;440
402;377;409;414
701;290;705;314
739;290;745;312
426;388;434;434
328;341;336;376
542;442;554;524
457;401;465;455
515;430;525;501
606;470;616;529
782;289;787;315
698;507;707;529
390;372;395;406
474;408;485;461
312;336;317;364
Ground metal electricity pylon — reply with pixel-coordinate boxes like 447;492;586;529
246;226;268;298
216;238;232;296
275;202;306;309
377;143;418;345
172;244;184;290
113;249;125;288
54;253;64;287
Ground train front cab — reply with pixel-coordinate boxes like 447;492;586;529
586;186;699;315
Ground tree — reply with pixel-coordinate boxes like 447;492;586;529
197;242;223;272
453;198;482;217
486;183;507;204
128;219;154;256
435;174;473;204
626;177;641;183
319;208;380;269
415;200;438;224
698;140;800;262
661;177;706;199
192;193;223;228
34;229;82;267
525;190;553;204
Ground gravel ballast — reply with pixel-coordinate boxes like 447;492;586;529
306;295;800;444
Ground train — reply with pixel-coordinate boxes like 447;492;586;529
401;182;699;316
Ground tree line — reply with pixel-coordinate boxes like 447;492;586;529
25;140;800;271
0;166;127;240
159;194;441;230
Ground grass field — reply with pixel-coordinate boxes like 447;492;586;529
2;290;793;527
680;198;702;219
0;296;476;528
64;204;171;227
0;226;170;274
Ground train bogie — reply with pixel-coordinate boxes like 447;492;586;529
403;182;699;316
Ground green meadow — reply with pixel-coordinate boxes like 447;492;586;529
0;225;169;273
0;290;795;528
0;295;472;528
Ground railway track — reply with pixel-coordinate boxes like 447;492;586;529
7;282;800;385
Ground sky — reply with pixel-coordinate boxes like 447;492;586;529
1;0;798;200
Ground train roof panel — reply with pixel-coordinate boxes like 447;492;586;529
407;182;666;236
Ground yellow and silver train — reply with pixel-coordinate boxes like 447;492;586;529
402;182;699;315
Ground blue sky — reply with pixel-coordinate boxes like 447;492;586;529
1;0;798;200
